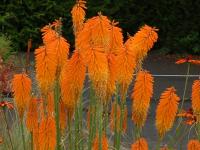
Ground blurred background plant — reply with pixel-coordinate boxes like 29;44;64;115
0;34;14;61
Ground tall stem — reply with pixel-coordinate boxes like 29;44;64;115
31;132;33;150
75;104;80;150
20;122;26;150
88;86;97;150
68;117;72;150
78;97;84;150
174;63;191;147
180;63;191;110
97;100;103;150
54;79;61;150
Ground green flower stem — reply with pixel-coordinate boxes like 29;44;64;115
88;86;97;150
68;117;72;150
180;63;191;111
97;100;103;150
20;121;26;150
54;79;61;150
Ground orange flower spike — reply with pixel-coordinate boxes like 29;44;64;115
106;23;124;101
60;50;86;109
92;133;109;150
47;35;70;69
77;14;111;56
38;116;56;150
109;21;124;54
89;14;111;50
26;98;38;132
87;49;109;101
116;48;136;100
156;87;180;138
35;46;57;94
131;138;148;150
71;0;87;35
128;25;158;60
76;15;112;101
187;139;200;150
12;73;32;120
41;20;70;69
192;80;200;120
41;25;57;44
132;71;154;128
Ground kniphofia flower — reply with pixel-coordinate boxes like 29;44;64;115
116;47;136;100
35;45;57;94
126;25;158;70
12;73;32;120
76;14;111;100
71;0;87;35
60;50;86;113
46;32;70;69
117;25;157;100
131;138;148;150
35;20;70;94
187;140;200;150
106;22;124;101
131;71;154;128
156;87;180;138
44;19;70;69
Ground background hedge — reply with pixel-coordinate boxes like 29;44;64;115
0;0;200;54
